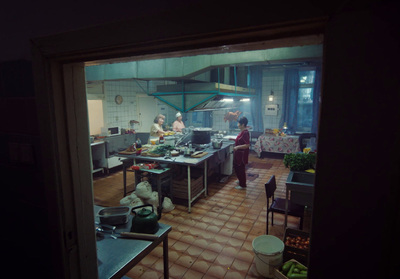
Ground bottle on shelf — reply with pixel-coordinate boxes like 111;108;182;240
135;138;142;155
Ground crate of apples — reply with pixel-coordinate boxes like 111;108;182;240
285;235;310;250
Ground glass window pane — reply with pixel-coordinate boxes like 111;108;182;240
299;70;315;84
299;88;313;103
297;88;313;132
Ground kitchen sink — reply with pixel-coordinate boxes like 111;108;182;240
286;171;315;206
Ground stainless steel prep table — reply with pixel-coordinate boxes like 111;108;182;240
95;205;171;279
119;142;234;213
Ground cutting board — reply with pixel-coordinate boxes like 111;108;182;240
191;151;208;158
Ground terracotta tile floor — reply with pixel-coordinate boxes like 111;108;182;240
93;151;311;279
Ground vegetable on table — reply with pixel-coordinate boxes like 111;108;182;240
149;145;175;155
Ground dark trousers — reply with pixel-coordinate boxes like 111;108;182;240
234;163;247;188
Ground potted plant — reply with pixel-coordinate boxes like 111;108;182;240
283;153;316;172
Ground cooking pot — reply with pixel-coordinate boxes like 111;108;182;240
192;128;211;144
164;136;175;146
212;139;223;149
130;204;160;234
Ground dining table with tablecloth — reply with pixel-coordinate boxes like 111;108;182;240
254;134;301;157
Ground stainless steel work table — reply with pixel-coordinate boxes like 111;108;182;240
95;205;171;279
119;142;233;213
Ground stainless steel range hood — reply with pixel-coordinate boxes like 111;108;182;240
191;98;239;112
153;81;254;112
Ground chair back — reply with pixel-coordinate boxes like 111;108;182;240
297;133;316;151
265;175;277;199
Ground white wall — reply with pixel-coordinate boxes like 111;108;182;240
262;69;285;130
87;100;104;135
212;110;231;132
103;80;138;129
88;80;176;133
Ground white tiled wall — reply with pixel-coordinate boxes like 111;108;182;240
104;80;139;129
212;110;231;132
103;80;176;130
261;69;284;130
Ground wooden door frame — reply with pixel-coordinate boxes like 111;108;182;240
31;17;326;278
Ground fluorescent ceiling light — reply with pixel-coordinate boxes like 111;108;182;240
240;98;250;102
222;98;234;102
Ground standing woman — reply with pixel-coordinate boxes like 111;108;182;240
233;117;250;190
172;112;185;132
149;114;170;143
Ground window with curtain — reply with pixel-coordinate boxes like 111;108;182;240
297;70;315;132
280;66;321;134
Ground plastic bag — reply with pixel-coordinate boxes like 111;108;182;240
120;195;133;206
145;191;159;208
162;197;175;212
119;192;139;206
129;196;144;212
135;181;152;199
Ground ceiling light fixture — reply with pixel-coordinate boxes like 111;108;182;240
240;98;250;102
269;90;274;102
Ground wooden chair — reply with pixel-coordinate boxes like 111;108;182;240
265;175;305;234
296;133;316;151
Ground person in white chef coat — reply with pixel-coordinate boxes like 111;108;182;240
172;112;185;132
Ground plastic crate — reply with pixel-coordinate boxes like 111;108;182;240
283;228;309;266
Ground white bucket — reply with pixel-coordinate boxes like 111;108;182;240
252;235;284;278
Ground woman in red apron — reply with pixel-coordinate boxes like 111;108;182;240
233;117;250;190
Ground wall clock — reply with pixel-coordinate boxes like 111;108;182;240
115;95;123;105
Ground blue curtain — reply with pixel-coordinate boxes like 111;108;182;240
249;66;264;131
311;66;321;135
280;69;299;132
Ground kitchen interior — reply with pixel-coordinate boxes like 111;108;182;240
90;41;322;279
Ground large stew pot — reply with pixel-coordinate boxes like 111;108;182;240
192;128;212;144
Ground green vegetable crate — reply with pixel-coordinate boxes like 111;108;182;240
283;228;310;266
274;259;308;279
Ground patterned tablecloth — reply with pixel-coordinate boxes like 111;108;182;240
254;134;300;156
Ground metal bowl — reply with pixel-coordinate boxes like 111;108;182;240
212;140;223;149
97;206;130;225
